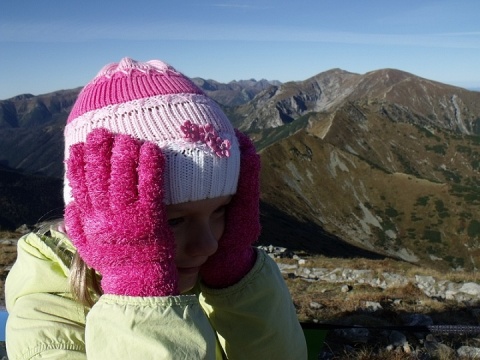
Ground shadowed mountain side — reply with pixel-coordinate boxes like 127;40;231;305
259;202;387;260
0;89;79;128
0;124;65;178
0;165;64;230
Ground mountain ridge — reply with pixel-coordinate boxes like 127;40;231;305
233;68;480;137
1;67;480;270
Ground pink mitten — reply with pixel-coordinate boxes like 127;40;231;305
200;130;261;288
64;128;178;297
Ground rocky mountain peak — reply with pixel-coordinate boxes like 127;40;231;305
234;67;480;137
192;77;281;107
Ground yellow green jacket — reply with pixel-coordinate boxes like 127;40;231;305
5;230;307;359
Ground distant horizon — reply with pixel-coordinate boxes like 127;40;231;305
2;66;479;101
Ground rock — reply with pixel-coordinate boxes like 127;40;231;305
274;254;480;307
296;267;311;278
334;327;369;343
309;302;322;310
459;282;480;296
364;301;382;312
424;334;455;358
382;272;409;288
457;345;480;358
388;330;407;347
415;275;436;286
415;275;436;296
276;263;297;272
445;290;457;300
15;224;31;234
310;268;328;278
258;245;293;258
403;313;433;327
402;343;412;354
343;269;373;282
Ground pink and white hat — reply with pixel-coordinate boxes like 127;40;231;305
64;57;240;205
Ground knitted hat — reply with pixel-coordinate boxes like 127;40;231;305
64;57;240;205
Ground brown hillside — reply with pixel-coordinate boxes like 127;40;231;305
259;100;480;270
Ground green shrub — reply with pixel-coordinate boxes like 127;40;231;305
415;196;430;206
445;255;465;268
472;159;480;170
456;145;471;154
435;200;449;218
411;213;422;221
385;206;399;218
423;229;442;243
467;219;480;238
425;144;447;155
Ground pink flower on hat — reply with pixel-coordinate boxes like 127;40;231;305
215;138;231;158
180;120;202;142
181;120;231;158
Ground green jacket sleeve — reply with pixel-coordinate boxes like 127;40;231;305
5;232;220;360
5;232;87;359
199;249;308;360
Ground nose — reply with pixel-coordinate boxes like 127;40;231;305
184;222;219;258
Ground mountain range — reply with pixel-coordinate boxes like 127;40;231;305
1;68;480;270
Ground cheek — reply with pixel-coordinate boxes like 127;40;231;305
211;216;226;241
170;229;185;256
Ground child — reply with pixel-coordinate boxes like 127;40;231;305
5;58;307;359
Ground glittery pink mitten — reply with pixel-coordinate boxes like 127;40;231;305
64;128;178;296
200;130;261;288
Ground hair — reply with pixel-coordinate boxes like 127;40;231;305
37;220;102;308
69;253;103;308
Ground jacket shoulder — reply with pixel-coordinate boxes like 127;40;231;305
19;229;75;274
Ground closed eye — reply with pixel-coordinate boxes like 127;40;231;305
214;205;227;214
168;217;184;227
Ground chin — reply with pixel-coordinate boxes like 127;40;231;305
178;273;199;294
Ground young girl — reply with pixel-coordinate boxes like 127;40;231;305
5;58;307;359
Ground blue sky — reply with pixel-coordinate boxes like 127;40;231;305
1;0;480;100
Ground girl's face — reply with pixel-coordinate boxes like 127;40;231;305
166;195;232;293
